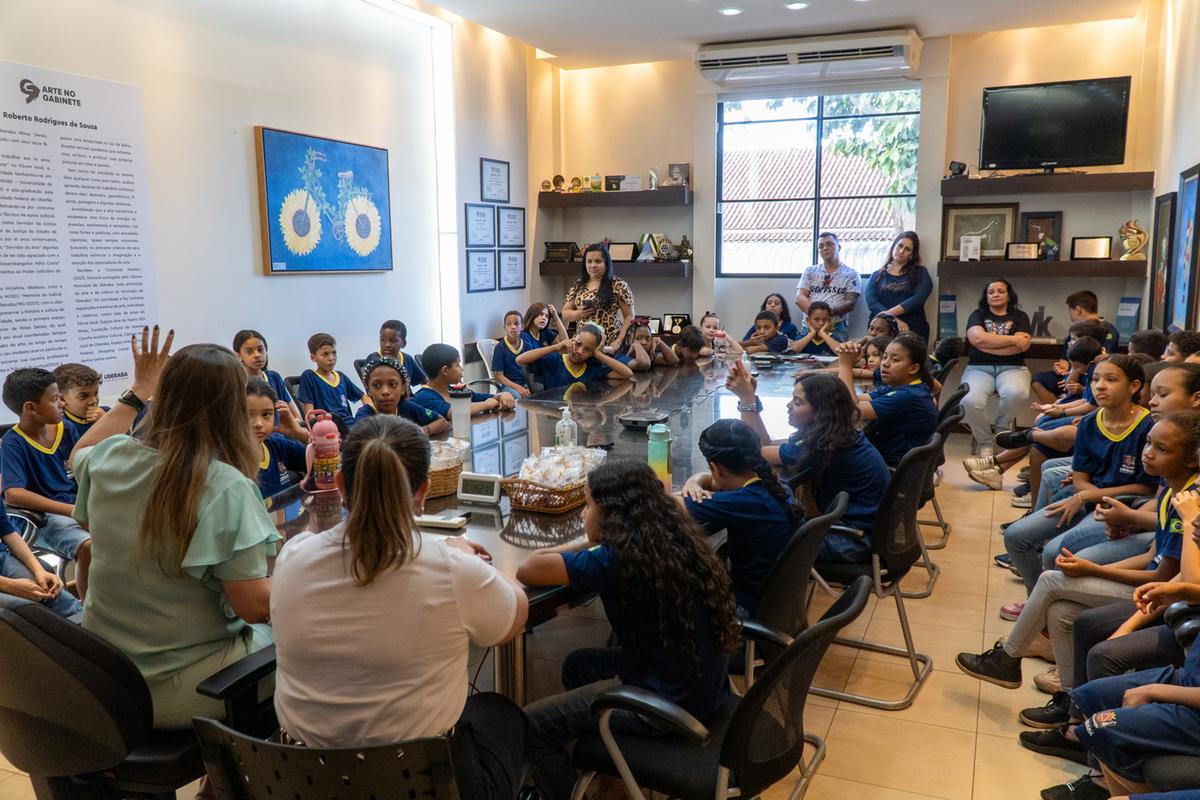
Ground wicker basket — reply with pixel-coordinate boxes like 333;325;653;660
427;462;463;499
501;477;587;514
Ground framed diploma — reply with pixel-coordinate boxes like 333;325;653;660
502;433;529;476
466;250;497;293
480;157;510;203
498;206;525;247
498;250;526;290
465;203;496;248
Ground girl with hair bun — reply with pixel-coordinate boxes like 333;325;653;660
681;418;799;613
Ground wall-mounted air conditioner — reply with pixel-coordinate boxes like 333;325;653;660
696;29;922;87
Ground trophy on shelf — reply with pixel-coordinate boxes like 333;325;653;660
552;174;565;192
1119;219;1148;260
648;168;660;190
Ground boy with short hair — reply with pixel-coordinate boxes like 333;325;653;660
1;368;91;597
52;362;106;438
412;343;515;419
1031;293;1118;404
1164;330;1200;363
672;326;708;362
365;319;427;386
743;311;790;354
0;495;80;617
788;301;842;357
298;332;365;431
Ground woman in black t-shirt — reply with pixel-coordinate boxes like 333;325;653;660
961;279;1033;454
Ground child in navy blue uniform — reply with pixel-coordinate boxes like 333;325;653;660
681;419;798;614
493;310;532;396
617;323;668;371
233;329;304;434
742;311;790;354
520;302;569;352
0;495;80;617
356;356;448;435
364;319;428;387
836;332;938;467
1;368;91;597
725;361;890;564
298;332;365;430
52;363;107;439
789;301;842;357
742;293;800;341
412;343;516;420
518;460;741;800
247;380;309;498
670;325;708;363
516;323;635;390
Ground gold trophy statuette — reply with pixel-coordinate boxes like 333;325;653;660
1119;219;1148;261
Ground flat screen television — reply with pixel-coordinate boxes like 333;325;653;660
979;76;1131;171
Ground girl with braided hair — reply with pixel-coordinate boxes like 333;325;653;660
681;418;799;613
518;459;740;800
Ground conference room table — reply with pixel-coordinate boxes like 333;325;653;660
265;355;813;704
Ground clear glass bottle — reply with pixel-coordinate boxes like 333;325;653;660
555;407;578;447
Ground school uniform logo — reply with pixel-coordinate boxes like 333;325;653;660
1119;454;1137;475
1170;518;1185;534
1084;710;1119;734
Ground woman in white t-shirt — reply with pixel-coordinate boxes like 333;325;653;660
271;416;529;800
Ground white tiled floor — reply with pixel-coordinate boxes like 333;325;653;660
0;434;1083;800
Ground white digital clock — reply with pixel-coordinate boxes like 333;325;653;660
457;471;504;505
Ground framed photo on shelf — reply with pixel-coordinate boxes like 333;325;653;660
498;249;526;291
607;242;637;261
1149;191;1177;331
1168;163;1200;332
497;206;525;248
665;313;691;335
646;317;662;334
466;249;497;294
1070;237;1113;260
465;203;496;248
1019;211;1063;259
941;203;1018;260
480;158;510;203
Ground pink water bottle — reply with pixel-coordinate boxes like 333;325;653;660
713;330;729;360
306;411;342;490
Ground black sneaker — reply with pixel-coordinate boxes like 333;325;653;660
993;553;1012;568
1020;727;1089;765
1013;481;1031;496
956;641;1022;688
1040;773;1108;800
996;427;1034;449
1020;692;1072;729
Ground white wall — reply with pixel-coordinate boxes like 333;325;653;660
1153;0;1200;191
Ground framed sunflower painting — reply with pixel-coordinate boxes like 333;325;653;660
255;126;392;274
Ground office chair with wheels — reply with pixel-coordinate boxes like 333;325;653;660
570;577;872;800
476;339;499;381
919;405;966;551
283;375;302;410
0;595;276;800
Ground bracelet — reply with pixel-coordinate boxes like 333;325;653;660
736;397;763;413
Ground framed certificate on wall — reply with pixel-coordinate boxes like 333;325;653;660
498;250;526;290
466;250;497;293
498;206;525;247
464;204;496;248
480;158;510;203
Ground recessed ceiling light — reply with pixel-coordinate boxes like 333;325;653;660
718;6;744;15
784;1;809;8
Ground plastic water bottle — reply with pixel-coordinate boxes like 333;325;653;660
449;384;474;440
713;330;729;360
555;407;578;447
306;412;342;491
647;423;672;490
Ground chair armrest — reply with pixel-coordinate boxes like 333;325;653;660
590;685;711;746
1164;602;1200;630
1110;494;1153;510
7;507;47;529
467;379;504;393
739;619;793;650
1175;619;1200;649
196;645;276;700
829;524;865;539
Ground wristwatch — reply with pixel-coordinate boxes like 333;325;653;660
117;389;145;413
736;397;763;413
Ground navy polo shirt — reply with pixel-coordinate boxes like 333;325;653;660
0;495;17;556
1;422;80;504
779;430;890;541
538;353;613;390
867;381;939;466
1072;407;1153;489
354;400;444;428
62;406;110;439
743;322;801;341
410;386;490;419
362;351;428;386
1147;477;1196;569
795;329;842;357
297;369;364;428
257;434;308;498
561;542;731;722
491;337;528;388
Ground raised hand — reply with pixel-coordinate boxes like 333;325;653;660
724;360;758;403
129;325;175;399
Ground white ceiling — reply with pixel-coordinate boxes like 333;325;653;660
432;0;1142;69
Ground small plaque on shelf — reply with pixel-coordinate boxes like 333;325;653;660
619;176;643;191
1005;242;1040;261
544;241;580;262
608;242;637;260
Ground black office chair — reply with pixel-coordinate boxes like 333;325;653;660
739;492;848;688
811;435;940;710
570;577;873;800
195;718;463;799
0;595;276;800
284;375;302;409
352;357;368;382
1141;602;1200;792
938;381;969;418
919;405;967;552
931;358;961;392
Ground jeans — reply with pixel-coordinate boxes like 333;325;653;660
524;648;667;800
0;548;82;618
1004;489;1098;593
1036;457;1073;510
450;693;528;800
32;513;90;560
1043;529;1155;574
1071;601;1186;688
1002;570;1134;691
962;364;1032;447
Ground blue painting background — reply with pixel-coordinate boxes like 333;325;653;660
260;127;392;272
1170;172;1198;331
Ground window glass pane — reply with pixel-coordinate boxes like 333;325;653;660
719;200;815;275
721;120;817;201
820;114;919;198
721;96;818;123
823;89;920;117
817;197;916;274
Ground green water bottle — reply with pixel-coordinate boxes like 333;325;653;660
647;423;672;490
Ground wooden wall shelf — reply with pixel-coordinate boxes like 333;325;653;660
537;186;691;208
940;171;1154;197
935;259;1147;278
539;260;691;279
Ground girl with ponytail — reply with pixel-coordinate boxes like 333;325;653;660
270;416;529;800
681;418;799;612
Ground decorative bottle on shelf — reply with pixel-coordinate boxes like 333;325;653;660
647;423;672;490
306;412;342;491
555;407;578;447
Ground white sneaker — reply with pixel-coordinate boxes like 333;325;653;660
1011;493;1032;508
1034;666;1063;694
963;454;996;472
968;465;1003;490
